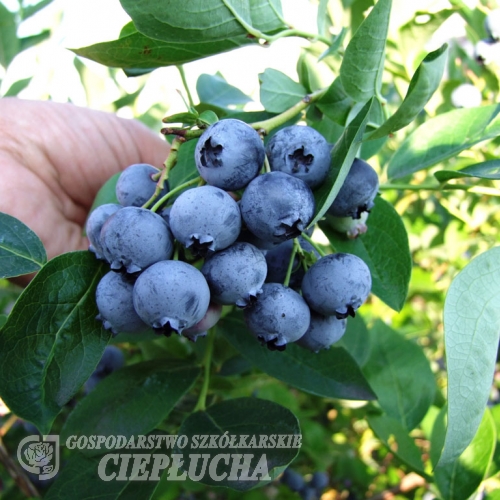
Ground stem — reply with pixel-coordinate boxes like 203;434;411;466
264;154;271;173
143;137;185;209
300;232;327;258
252;87;328;134
221;0;331;45
194;327;216;412
162;87;328;140
283;240;299;287
150;177;201;212
380;183;500;196
176;65;195;108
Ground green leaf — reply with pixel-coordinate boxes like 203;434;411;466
432;407;496;500
317;0;330;37
368;44;448;140
120;0;287;42
0;212;47;279
198;110;219;126
259;68;306;114
362;320;436;430
20;0;55;20
437;246;500;466
219;310;375;401
340;0;392;102
387;104;500;179
0;314;7;329
316;77;353;125
168;140;199;191
3;76;31;97
0;252;111;434
318;28;348;62
162;112;200;126
173;397;300;490
44;437;164;500
367;414;427;477
73;31;255;70
19;30;51;52
196;73;252;109
62;361;200;455
487;404;500;478
309;98;373;227
320;196;411;312
0;2;19;68
89;173;120;212
434;159;500;182
336;313;371;367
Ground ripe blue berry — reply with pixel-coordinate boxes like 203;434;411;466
310;471;329;491
133;260;210;335
327;158;379;219
86;203;121;260
100;207;174;273
169;186;242;257
195;119;265;190
96;271;149;335
243;283;310;350
116;164;169;207
265;236;319;288
201;242;267;307
281;468;305;492
296;312;347;352
266;125;331;189
240;172;315;244
301;253;371;319
84;345;125;393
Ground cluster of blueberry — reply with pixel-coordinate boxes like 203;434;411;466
281;468;329;500
86;118;378;352
474;9;500;65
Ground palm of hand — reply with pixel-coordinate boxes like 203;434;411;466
0;99;169;264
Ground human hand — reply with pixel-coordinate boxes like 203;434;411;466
0;98;169;267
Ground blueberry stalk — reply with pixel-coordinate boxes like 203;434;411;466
283;241;299;287
150;176;201;213
194;327;216;412
176;65;195;108
143;137;185;209
300;232;328;257
161;87;328;140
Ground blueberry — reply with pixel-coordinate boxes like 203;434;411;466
84;345;125;393
309;471;329;491
266;125;331;189
485;9;500;41
301;253;371;319
96;345;125;374
240;172;315;244
300;486;319;500
451;83;482;108
169;185;242;257
281;468;305;492
195;119;265;190
133;260;211;335
96;271;149;335
243;283;310;350
182;302;223;342
296;312;347;352
327;158;379;219
86;203;122;260
116;163;169;207
201;242;267;307
100;207;174;273
265;236;319;288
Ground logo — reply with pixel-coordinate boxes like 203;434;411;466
17;435;59;480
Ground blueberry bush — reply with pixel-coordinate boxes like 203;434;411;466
1;0;500;499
